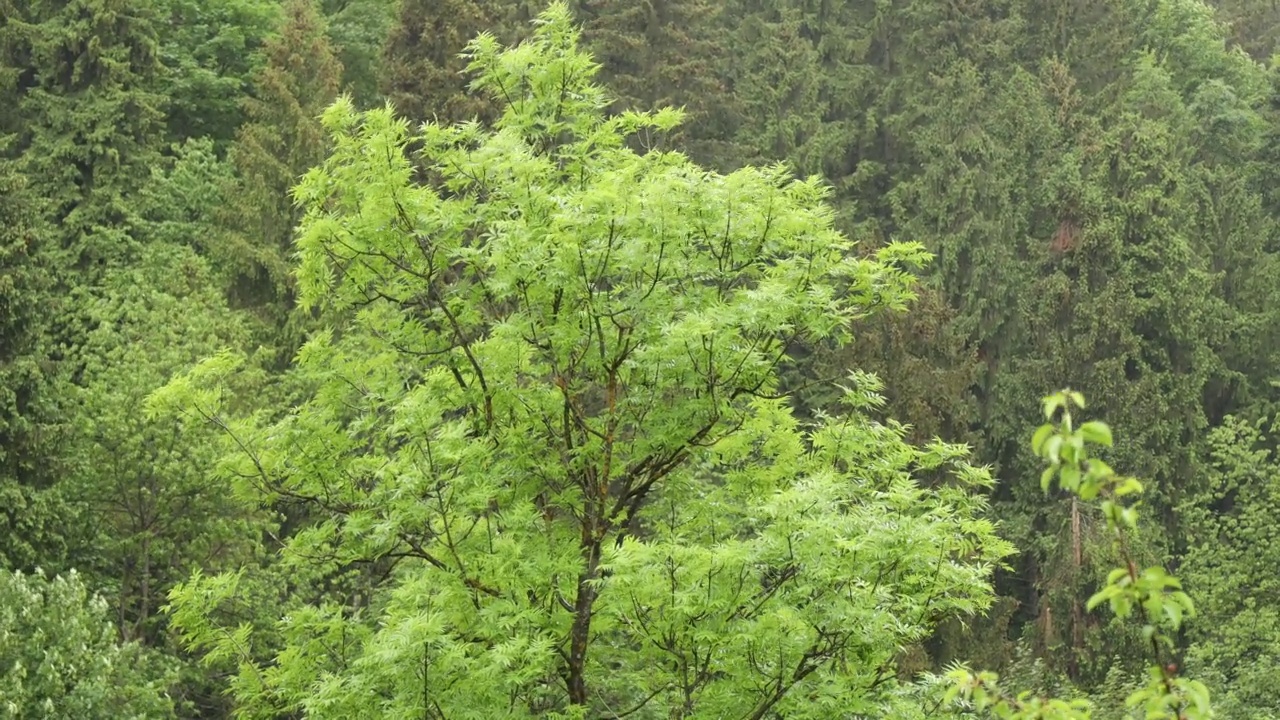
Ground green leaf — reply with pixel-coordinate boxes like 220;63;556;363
1079;420;1113;447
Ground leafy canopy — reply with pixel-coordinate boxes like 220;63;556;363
0;569;175;718
157;5;1013;718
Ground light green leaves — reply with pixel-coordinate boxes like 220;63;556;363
0;569;176;718
161;4;1011;717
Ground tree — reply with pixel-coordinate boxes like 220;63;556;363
0;568;176;718
217;0;342;346
64;241;257;646
378;0;524;125
947;389;1211;720
0;149;70;572
320;0;397;107
1205;0;1280;59
153;0;279;147
573;0;730;165
1178;416;1280;719
157;6;1014;717
0;0;167;271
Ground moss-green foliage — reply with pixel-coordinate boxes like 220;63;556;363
1207;0;1280;58
0;0;167;270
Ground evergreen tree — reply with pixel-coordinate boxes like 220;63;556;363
0;0;167;270
0;150;69;571
1206;0;1280;59
379;0;525;124
573;0;730;164
217;0;342;346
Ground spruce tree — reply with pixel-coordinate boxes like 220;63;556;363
379;0;524;124
0;0;167;270
218;0;342;343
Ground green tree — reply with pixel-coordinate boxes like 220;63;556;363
0;0;167;271
153;0;278;147
573;0;730;164
378;0;525;125
320;0;396;107
0;568;176;718
1178;416;1280;719
157;7;1014;717
1206;0;1280;59
0;150;69;571
947;390;1211;720
64;242;256;646
217;0;342;348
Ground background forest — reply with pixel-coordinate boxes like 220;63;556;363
2;0;1280;717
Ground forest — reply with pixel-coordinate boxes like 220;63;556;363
2;0;1279;717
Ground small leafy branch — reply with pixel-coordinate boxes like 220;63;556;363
945;390;1211;719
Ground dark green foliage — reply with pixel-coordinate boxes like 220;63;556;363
0;150;70;572
1179;416;1280;719
1207;0;1280;59
218;0;342;344
153;0;278;147
379;0;527;124
320;0;396;106
573;0;730;163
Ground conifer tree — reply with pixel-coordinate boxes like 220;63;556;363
379;0;524;124
0;0;167;270
573;0;730;164
0;151;70;571
0;0;172;571
218;0;342;343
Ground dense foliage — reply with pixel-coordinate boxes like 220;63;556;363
2;0;1280;716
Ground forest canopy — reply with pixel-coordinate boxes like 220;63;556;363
1;0;1278;718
